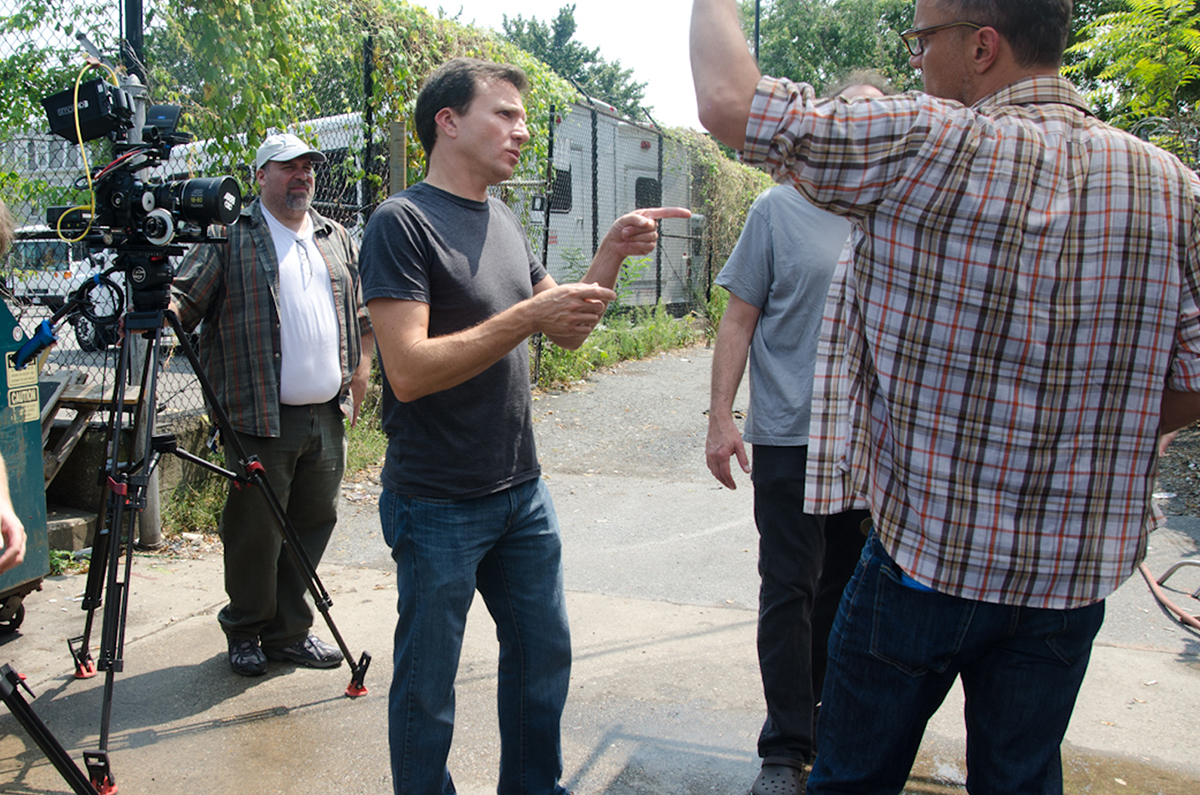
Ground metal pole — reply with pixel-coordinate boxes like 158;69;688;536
534;105;557;385
362;35;376;224
123;0;145;80
754;0;761;63
120;75;162;550
655;130;663;304
590;107;599;257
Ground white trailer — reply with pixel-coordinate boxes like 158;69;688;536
163;102;703;309
527;100;699;310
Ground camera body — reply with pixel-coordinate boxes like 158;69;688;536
42;79;242;252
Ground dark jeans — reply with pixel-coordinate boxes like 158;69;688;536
752;445;869;762
380;478;571;795
217;401;345;648
808;534;1105;795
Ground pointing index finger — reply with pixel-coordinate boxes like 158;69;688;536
638;206;692;221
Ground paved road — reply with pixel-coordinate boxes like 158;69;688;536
2;345;1199;794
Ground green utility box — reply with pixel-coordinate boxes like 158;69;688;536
0;301;50;633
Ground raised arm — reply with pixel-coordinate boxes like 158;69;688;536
690;0;762;151
546;206;692;349
580;207;693;289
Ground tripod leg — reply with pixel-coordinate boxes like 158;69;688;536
68;324;138;679
1;665;101;795
94;317;166;758
164;311;372;696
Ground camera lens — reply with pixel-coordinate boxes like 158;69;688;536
172;176;242;225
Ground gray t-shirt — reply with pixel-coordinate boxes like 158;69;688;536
715;185;851;445
359;182;548;498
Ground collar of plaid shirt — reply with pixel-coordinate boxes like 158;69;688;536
741;74;1200;609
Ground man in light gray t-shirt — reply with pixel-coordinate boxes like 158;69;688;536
707;77;889;795
706;71;884;790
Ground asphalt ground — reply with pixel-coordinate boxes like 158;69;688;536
1;345;1199;794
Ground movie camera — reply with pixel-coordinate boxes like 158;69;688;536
4;73;370;795
41;77;241;253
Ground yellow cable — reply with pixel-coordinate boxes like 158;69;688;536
57;60;124;244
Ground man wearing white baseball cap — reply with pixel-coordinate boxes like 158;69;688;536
254;132;327;171
172;132;373;676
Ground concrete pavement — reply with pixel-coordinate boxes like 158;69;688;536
1;347;1198;794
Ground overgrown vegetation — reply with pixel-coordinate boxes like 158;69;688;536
347;384;388;474
532;303;704;390
161;461;227;535
48;548;88;575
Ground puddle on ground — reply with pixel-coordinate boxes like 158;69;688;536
903;747;1198;794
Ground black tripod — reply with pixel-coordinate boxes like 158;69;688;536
0;665;99;795
8;249;370;795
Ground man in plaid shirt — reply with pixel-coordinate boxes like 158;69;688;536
692;0;1200;792
173;134;373;678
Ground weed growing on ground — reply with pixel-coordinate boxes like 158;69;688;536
532;302;703;390
162;467;228;535
49;548;88;575
347;384;387;474
157;303;698;535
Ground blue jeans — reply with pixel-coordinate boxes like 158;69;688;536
380;478;572;795
808;534;1105;795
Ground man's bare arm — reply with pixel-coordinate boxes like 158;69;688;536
691;0;762;151
0;454;26;575
1161;387;1200;435
706;294;760;489
369;282;615;402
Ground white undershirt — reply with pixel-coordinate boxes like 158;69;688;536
260;206;341;406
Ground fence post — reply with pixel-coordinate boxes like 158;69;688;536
119;74;162;550
532;105;559;386
590;107;599;257
390;120;407;196
362;35;377;222
123;0;145;81
655;129;664;305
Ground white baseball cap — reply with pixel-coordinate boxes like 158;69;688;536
255;133;327;171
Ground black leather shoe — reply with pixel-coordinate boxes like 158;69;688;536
263;634;344;668
228;637;267;677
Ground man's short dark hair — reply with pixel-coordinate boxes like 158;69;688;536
415;57;529;157
952;0;1073;67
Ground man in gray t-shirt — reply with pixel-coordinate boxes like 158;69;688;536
705;79;885;795
358;57;688;795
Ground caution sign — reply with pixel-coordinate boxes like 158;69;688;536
4;350;39;422
8;385;37;423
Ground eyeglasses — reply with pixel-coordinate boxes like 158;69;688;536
296;243;313;286
899;21;983;56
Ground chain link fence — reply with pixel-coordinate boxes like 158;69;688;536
1;2;707;444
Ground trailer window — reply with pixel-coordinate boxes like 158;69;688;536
549;167;572;213
635;177;661;209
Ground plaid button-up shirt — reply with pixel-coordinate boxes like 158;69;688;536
173;200;371;438
743;74;1200;609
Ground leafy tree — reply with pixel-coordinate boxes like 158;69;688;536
1066;0;1200;165
742;0;921;94
502;4;648;119
0;0;117;131
1067;0;1200;119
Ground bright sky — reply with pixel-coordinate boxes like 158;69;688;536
408;0;703;130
